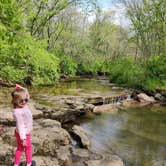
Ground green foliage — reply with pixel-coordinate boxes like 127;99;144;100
0;0;23;43
126;0;166;57
27;39;59;85
109;56;166;91
0;0;60;85
0;66;25;83
0;0;165;91
89;11;128;58
145;56;166;80
109;57;144;89
0;33;59;85
59;55;77;76
100;60;112;74
108;0;166;91
77;55;105;75
143;55;166;90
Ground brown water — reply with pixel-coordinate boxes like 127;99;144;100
80;104;166;166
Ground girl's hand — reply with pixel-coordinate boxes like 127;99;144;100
23;139;27;146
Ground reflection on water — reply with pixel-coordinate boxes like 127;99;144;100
26;78;124;106
81;105;166;166
0;78;123;107
28;78;123;97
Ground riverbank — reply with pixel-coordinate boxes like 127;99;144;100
1;76;166;103
0;77;165;166
0;83;127;166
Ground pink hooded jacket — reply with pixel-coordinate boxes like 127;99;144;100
13;105;33;140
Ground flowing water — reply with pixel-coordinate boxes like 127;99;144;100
80;105;166;166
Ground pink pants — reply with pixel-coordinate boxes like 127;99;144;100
14;130;32;164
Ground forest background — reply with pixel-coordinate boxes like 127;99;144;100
0;0;165;91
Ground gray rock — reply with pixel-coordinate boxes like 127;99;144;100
56;145;72;163
93;104;118;114
38;119;61;128
155;93;165;101
137;93;156;103
33;156;60;166
152;159;166;166
33;124;71;156
0;143;14;166
29;102;43;119
0;107;14;125
84;155;124;166
72;148;90;158
72;125;90;149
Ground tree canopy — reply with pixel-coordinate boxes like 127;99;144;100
0;0;165;90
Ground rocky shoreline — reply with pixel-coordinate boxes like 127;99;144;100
0;85;165;166
0;89;131;166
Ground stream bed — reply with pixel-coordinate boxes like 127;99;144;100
80;104;166;166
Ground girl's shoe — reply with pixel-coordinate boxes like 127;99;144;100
31;160;36;166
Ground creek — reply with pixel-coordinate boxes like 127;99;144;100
1;77;166;166
80;104;166;166
29;77;166;166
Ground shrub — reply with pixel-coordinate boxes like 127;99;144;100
109;55;166;91
143;55;166;90
145;56;166;80
109;57;144;89
77;56;105;75
28;47;59;85
59;55;77;76
0;1;59;85
0;66;25;83
0;34;59;85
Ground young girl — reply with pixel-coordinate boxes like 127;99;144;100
11;84;35;166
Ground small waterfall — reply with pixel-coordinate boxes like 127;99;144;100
126;94;132;101
86;93;129;106
103;94;129;105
